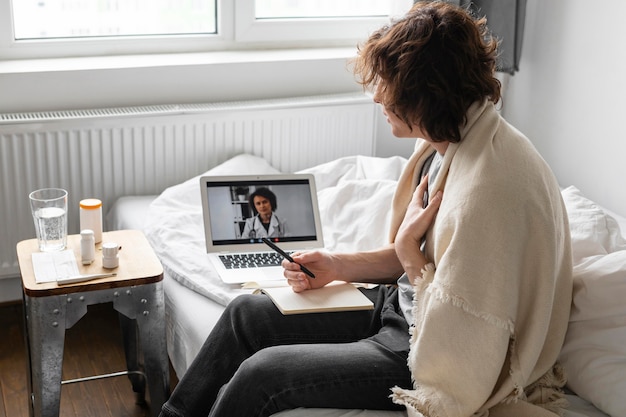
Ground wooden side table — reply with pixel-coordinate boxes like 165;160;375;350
17;229;169;417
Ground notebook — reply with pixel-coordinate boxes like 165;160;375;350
200;174;324;284
256;283;374;315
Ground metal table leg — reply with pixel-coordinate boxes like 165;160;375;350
25;293;87;417
24;282;169;417
114;282;169;417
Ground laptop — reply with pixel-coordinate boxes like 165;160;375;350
199;174;324;284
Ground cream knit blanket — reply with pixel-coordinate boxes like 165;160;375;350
389;101;573;417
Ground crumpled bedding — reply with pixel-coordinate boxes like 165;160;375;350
144;153;407;306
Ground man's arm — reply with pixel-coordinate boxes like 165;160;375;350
285;244;404;292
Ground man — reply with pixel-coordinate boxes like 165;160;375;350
160;2;572;416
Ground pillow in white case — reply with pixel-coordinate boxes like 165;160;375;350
559;186;626;417
561;186;626;263
559;251;626;417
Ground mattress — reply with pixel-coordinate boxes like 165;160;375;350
106;154;625;417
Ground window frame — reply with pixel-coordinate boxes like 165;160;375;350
0;0;411;61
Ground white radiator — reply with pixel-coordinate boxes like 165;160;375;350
0;93;376;279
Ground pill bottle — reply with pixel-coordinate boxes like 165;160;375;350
80;229;95;265
102;242;120;269
79;198;103;243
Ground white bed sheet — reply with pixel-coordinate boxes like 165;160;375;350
106;154;624;417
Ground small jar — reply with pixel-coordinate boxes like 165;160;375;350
80;229;95;265
102;242;120;269
79;198;103;243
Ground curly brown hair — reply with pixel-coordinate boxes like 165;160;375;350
351;1;501;143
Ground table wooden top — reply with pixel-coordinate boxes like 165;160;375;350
17;230;163;297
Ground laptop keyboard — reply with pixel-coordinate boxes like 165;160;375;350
219;251;292;269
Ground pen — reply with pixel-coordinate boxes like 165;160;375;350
261;237;315;278
56;273;117;285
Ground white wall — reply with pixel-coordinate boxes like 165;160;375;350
503;0;626;215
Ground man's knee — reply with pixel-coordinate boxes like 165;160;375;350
222;294;279;340
228;346;291;394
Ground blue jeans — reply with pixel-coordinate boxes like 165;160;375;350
159;285;412;417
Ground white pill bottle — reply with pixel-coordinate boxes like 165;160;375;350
80;229;96;265
79;198;103;243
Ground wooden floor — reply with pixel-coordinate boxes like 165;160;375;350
0;301;177;417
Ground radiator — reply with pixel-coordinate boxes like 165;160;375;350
0;93;376;279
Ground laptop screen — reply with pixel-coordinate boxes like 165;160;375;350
200;174;324;253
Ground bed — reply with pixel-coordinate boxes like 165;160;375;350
106;153;626;417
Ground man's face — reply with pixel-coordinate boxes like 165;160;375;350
373;84;428;139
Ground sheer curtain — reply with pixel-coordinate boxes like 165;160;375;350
422;0;527;74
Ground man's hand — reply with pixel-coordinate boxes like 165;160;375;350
395;175;442;281
283;250;337;293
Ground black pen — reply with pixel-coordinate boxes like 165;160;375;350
261;237;315;278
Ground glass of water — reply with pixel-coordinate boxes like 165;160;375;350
29;188;68;252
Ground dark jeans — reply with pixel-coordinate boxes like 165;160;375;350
159;285;412;417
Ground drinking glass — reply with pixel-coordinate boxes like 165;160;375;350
29;188;68;252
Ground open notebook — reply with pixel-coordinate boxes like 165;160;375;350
255;283;374;315
200;174;324;284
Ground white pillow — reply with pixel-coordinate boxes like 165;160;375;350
561;186;626;263
299;155;407;252
559;186;626;417
317;179;398;253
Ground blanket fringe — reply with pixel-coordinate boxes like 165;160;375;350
500;362;569;416
523;363;569;416
418;264;515;335
390;387;431;417
425;280;515;334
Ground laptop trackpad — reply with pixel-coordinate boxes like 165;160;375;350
260;266;285;282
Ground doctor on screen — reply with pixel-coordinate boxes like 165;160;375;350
241;187;288;238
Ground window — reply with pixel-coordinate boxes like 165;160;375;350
0;0;412;60
12;1;218;39
236;0;410;43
